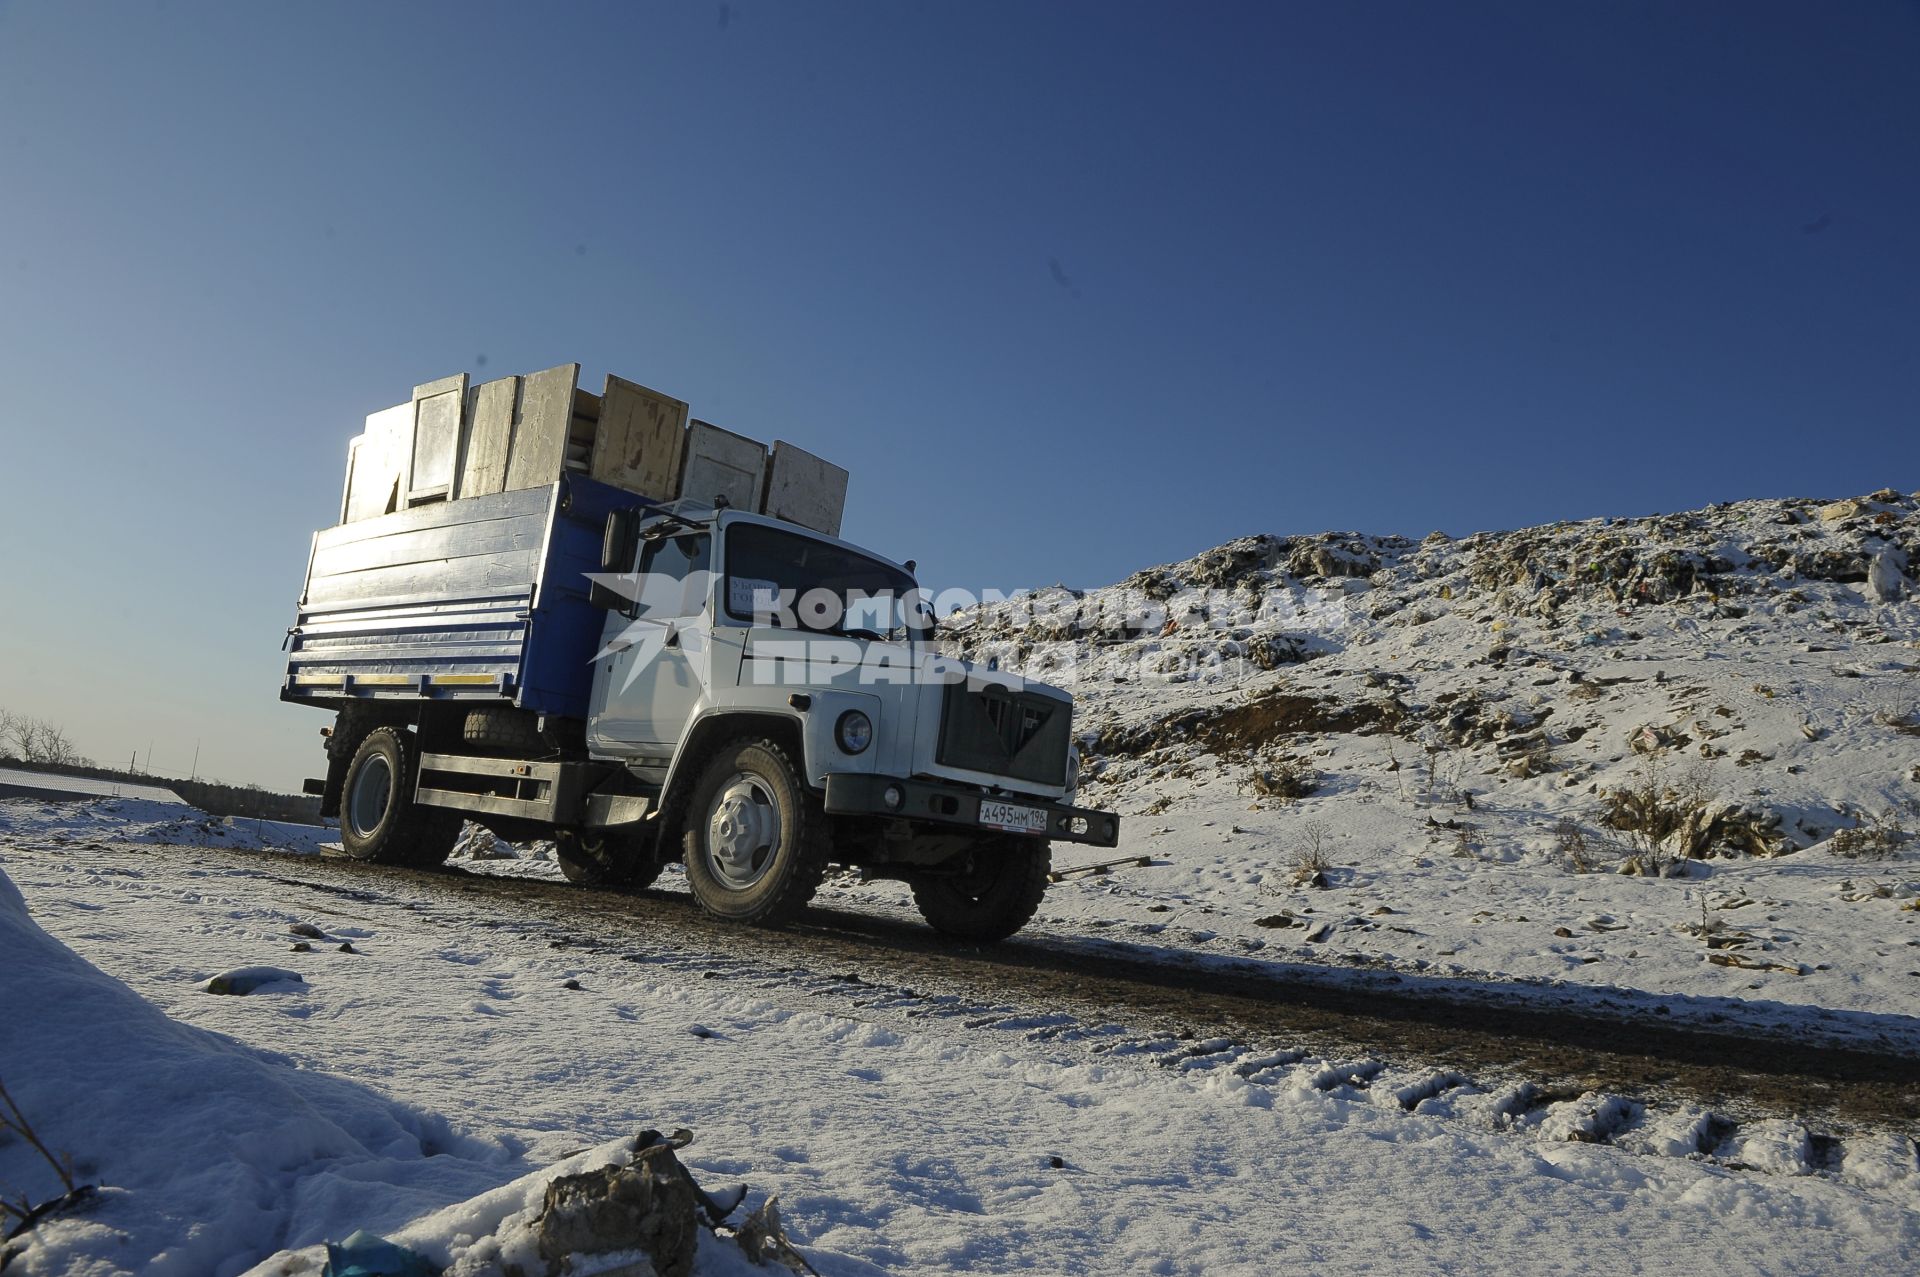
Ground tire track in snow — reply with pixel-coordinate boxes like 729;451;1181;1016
23;835;1920;1191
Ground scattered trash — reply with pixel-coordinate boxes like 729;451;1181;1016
1049;854;1153;883
322;1230;436;1277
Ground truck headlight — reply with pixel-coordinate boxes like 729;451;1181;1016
835;710;873;755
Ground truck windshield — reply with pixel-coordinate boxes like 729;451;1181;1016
723;522;921;642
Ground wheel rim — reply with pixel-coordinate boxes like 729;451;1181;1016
704;773;781;889
944;856;1003;904
346;753;393;839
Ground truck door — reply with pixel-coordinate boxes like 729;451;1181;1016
587;531;713;762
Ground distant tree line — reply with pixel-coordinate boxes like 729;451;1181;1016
0;709;90;768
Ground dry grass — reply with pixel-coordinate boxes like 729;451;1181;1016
0;1075;87;1233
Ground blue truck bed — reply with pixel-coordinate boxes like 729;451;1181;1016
282;475;649;720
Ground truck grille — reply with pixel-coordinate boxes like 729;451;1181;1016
936;684;1071;787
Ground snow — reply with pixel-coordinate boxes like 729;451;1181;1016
5;810;1920;1275
0;859;512;1277
3;489;1919;1273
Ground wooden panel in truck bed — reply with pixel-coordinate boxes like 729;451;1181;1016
281;475;648;719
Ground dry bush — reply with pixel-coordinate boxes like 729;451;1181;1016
1290;821;1333;887
1503;739;1554;778
1829;810;1912;860
1553;817;1595;873
1601;760;1717;873
1602;761;1713;843
1873;702;1920;737
1247;757;1319;802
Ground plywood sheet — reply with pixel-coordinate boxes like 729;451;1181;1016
408;373;468;504
456;376;520;499
763;440;848;537
503;363;580;492
590;374;689;500
680;419;767;511
344;402;412;522
340;436;362;525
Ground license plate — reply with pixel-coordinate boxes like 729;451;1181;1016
979;799;1047;834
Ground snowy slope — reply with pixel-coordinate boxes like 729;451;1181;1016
0;864;514;1276
905;489;1920;1037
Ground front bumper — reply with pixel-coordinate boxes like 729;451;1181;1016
823;774;1121;848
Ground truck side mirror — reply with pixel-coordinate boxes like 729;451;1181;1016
591;509;643;612
602;509;640;573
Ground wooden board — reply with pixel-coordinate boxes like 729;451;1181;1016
343;402;413;522
456;376;520;499
763;440;848;537
340;436;362;525
590;374;689;500
408;373;468;505
504;363;580;492
680;419;767;511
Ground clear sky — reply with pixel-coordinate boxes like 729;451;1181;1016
1;1;1915;791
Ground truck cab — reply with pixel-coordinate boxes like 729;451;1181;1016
571;500;1116;938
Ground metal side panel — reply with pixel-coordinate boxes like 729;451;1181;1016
286;480;637;718
517;475;655;714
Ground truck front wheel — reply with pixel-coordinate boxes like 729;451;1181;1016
910;838;1050;942
340;727;459;867
680;740;827;926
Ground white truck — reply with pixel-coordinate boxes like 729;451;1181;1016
284;366;1119;940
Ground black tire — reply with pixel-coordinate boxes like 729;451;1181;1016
553;828;663;891
911;838;1051;942
339;727;460;867
462;707;544;752
680;739;827;926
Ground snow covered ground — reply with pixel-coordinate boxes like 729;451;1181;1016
4;796;1919;1276
3;489;1918;1274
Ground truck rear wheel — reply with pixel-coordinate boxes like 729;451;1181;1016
680;740;827;926
911;837;1050;942
340;727;459;867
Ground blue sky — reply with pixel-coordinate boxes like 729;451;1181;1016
1;1;1915;790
